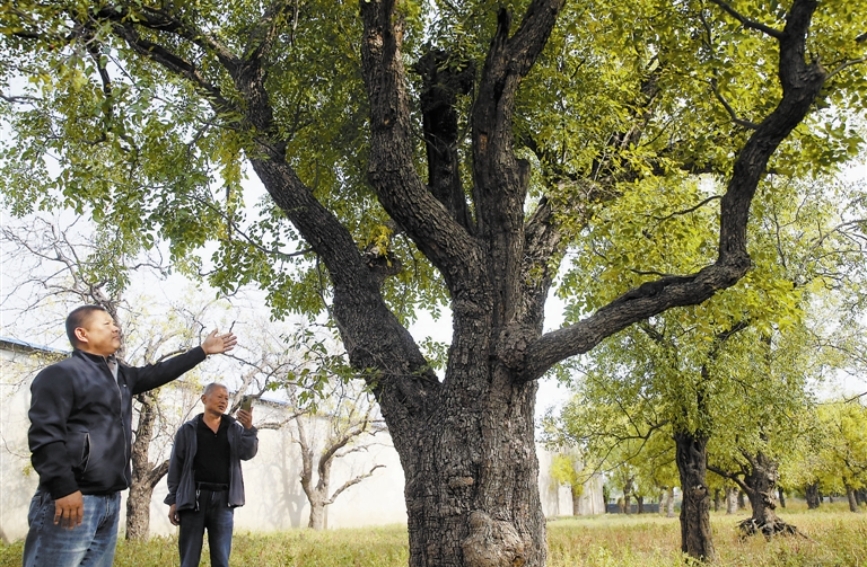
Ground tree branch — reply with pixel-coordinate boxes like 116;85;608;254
515;0;827;382
710;79;759;130
707;0;784;39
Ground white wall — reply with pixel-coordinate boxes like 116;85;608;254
1;342;603;542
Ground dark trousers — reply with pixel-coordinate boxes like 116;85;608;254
178;488;234;567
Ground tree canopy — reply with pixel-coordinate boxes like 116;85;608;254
2;1;866;565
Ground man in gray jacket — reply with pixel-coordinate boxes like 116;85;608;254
165;383;258;567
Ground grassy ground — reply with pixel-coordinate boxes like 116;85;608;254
2;502;864;566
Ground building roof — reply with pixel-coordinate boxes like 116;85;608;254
0;336;69;356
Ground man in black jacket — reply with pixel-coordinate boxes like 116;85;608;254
23;305;237;567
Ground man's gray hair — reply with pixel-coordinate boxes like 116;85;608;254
203;383;228;396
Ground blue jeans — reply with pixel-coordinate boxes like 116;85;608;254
178;488;235;567
22;489;120;567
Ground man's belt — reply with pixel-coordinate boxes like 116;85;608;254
196;482;228;491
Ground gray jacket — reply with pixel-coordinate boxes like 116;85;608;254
164;413;258;510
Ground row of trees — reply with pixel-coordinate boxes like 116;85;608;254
544;173;867;559
2;1;865;565
550;399;867;515
0;216;387;536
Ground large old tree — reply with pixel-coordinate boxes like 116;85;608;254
1;0;865;565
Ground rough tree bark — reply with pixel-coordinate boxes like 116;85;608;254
80;0;830;564
674;431;716;561
712;451;801;538
742;452;784;531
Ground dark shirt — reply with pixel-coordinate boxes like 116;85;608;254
193;415;230;486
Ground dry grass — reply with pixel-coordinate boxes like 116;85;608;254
2;502;864;567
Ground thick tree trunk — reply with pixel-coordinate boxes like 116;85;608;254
739;452;799;538
674;431;715;562
743;452;779;526
406;383;546;567
397;378;544;567
379;364;547;567
126;392;168;540
805;483;821;509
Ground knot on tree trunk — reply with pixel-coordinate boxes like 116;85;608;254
462;511;527;567
496;324;535;372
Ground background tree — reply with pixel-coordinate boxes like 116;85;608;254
546;449;596;516
2;1;866;565
289;381;388;529
816;401;867;512
0;214;200;539
1;215;274;539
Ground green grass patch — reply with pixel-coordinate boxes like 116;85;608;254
2;508;865;566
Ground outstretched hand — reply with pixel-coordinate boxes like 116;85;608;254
201;329;238;355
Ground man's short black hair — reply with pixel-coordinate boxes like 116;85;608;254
65;305;108;347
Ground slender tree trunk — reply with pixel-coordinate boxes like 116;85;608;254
713;488;721;512
737;490;746;510
637;495;645;514
309;502;327;529
726;487;738;515
623;477;633;515
570;485;581;516
674;431;715;561
845;484;859;513
805;483;821;509
666;486;676;518
777;487;786;508
126;392;169;540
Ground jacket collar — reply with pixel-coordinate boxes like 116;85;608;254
73;348;113;364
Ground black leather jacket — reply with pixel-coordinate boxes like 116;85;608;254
28;347;206;499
